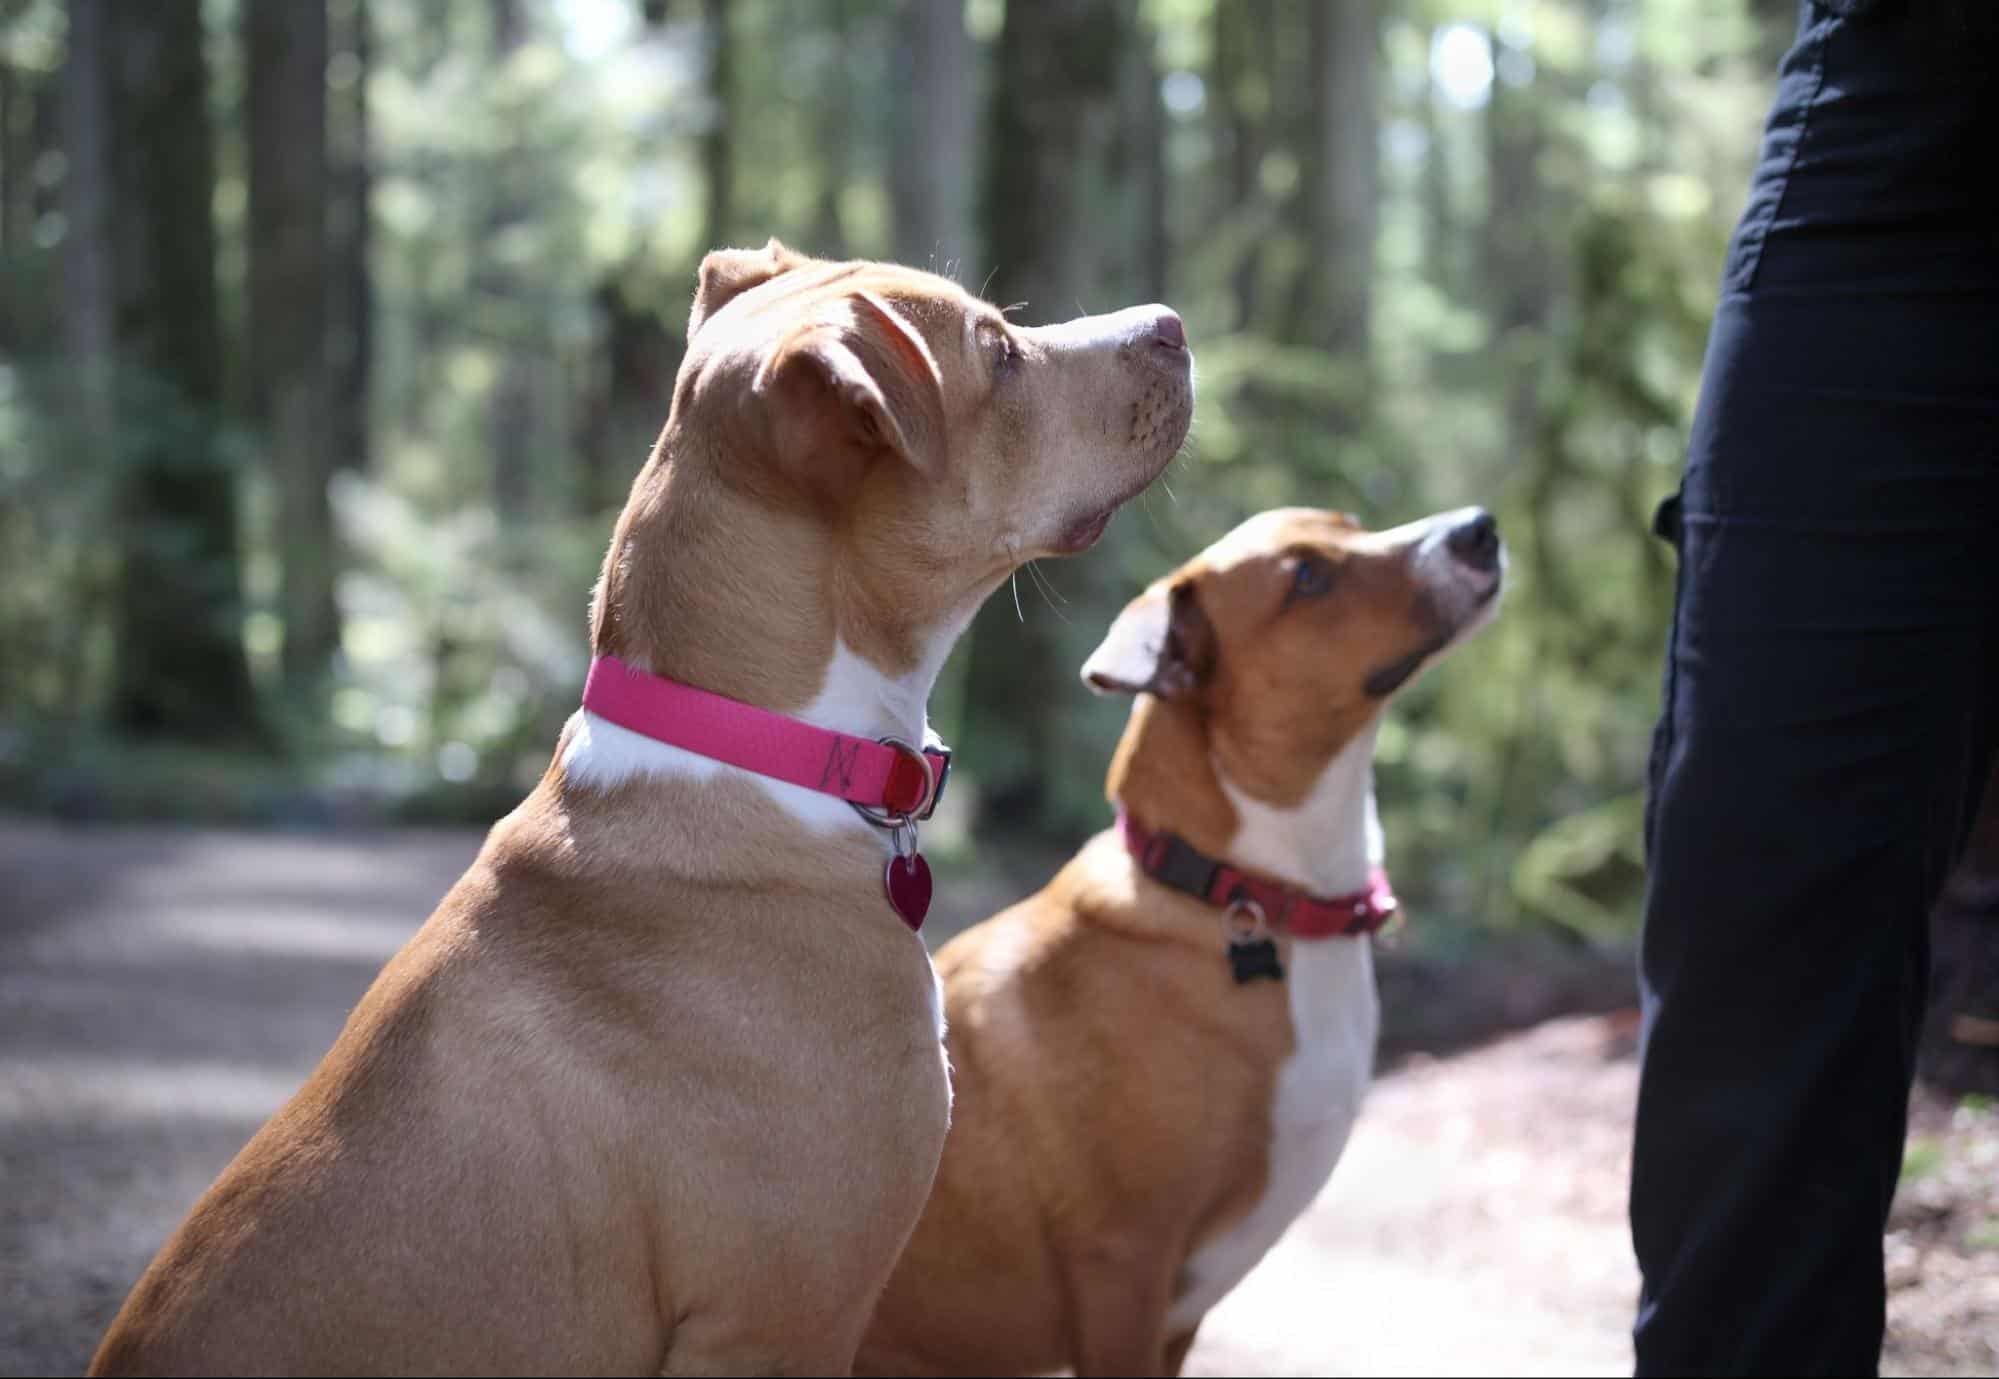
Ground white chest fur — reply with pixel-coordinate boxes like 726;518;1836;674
1167;726;1384;1332
1167;938;1379;1331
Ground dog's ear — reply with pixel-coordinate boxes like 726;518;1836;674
1082;578;1215;698
689;238;804;336
753;291;945;488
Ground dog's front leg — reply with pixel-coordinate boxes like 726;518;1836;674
1162;1326;1202;1377
1063;1240;1180;1378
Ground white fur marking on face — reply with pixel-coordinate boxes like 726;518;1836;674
561;619;972;844
1080;588;1171;693
1394;506;1507;646
1169;727;1384;1331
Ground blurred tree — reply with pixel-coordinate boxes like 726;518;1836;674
1209;0;1277;330
487;0;537;523
1483;30;1554;457
328;0;373;475
1287;0;1378;373
960;0;1130;833
808;0;855;256
1116;0;1168;303
74;0;258;741
0;25;44;345
890;0;972;277
580;276;679;516
246;0;338;695
58;0;108;406
578;0;682;518
700;0;732;249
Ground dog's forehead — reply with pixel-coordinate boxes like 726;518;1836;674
872;280;986;347
1193;508;1370;575
717;260;976;341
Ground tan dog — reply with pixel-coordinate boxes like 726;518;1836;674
856;506;1503;1378
90;242;1192;1377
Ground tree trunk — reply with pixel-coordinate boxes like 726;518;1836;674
328;0;372;475
579;278;680;517
1483;55;1553;454
890;0;973;278
1417;49;1460;298
0;57;30;343
808;0;853;256
960;0;1128;835
699;0;733;250
247;0;336;695
1287;0;1378;366
90;0;259;741
60;0;111;383
1209;0;1277;331
2;46;64;348
1117;0;1169;304
486;0;535;522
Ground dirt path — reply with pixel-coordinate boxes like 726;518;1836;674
3;820;1991;1376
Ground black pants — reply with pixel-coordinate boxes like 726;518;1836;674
1632;2;1999;1374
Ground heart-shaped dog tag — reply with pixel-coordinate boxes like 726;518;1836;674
885;853;933;931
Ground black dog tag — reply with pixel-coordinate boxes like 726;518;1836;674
1229;938;1284;985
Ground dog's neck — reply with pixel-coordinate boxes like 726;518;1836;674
1108;697;1383;898
559;449;972;832
1215;721;1382;898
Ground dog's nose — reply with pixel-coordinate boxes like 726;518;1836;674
1446;509;1500;572
1147;309;1186;352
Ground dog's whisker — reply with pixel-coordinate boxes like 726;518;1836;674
1025;561;1071;622
1010;569;1025;623
1024;567;1058;619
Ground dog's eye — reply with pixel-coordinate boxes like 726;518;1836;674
1288;556;1334;603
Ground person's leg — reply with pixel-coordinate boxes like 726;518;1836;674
1632;6;1999;1372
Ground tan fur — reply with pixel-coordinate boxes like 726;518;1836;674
858;508;1495;1378
90;244;1191;1377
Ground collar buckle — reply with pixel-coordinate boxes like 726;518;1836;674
1151;832;1222;899
920;745;952;822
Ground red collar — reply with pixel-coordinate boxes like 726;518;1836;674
581;656;951;929
1118;810;1397;940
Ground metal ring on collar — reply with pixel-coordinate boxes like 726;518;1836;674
848;736;936;829
1225;894;1270;943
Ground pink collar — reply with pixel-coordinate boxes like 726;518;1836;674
1118;810;1397;942
580;655;950;928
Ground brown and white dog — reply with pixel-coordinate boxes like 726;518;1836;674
856;505;1503;1378
89;242;1192;1376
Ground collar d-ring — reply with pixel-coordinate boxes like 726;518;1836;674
849;736;937;828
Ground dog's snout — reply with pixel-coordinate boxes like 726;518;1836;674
1149;310;1186;352
1446;509;1500;572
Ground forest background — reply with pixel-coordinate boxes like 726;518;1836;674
0;0;1805;949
